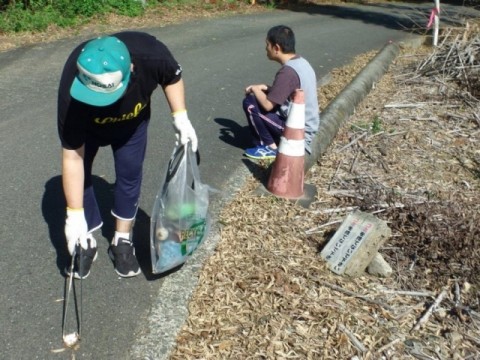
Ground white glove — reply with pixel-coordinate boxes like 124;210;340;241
64;208;88;255
172;110;198;152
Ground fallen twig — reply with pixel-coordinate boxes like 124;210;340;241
337;132;367;153
384;102;443;108
474;112;480;127
338;323;367;352
381;290;434;297
305;219;343;234
376;338;401;354
328;160;343;191
358;142;390;173
325;189;364;199
454;280;461;307
411;288;448;333
312;206;359;215
349;149;360;173
319;281;394;312
408;349;437;360
463;332;480;346
386;130;408;137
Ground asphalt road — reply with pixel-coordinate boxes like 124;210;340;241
1;3;476;359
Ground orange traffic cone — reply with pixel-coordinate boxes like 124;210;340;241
267;89;307;199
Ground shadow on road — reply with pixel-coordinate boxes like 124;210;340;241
280;1;477;32
41;175;172;280
214;117;251;150
42;176;71;275
214;117;276;184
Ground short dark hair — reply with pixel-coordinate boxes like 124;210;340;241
267;25;296;53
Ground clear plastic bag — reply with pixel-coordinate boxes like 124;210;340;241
150;144;210;274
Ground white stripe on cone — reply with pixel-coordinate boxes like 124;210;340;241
286;102;306;130
278;137;305;157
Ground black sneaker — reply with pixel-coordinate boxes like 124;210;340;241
65;235;98;280
108;238;141;278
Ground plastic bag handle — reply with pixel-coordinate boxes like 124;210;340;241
166;144;201;183
165;145;186;183
187;146;201;188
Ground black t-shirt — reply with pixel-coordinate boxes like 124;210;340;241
57;31;182;149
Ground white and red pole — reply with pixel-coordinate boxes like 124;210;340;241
427;0;441;46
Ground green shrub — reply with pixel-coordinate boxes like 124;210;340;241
0;0;145;34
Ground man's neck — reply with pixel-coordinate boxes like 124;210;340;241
278;53;297;65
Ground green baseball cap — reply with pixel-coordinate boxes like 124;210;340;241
70;36;131;107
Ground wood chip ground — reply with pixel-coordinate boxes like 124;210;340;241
170;22;479;360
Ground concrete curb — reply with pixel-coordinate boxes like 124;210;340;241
306;36;424;171
129;164;252;360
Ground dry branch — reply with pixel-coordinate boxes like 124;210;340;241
380;290;434;297
411;288;448;333
305;219;343;234
336;132;367;153
409;21;480;101
463;333;480;346
376;338;401;354
319;281;394;312
338;323;367;353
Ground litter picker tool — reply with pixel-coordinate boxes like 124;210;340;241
62;247;83;349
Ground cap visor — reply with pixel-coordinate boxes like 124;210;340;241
70;74;129;107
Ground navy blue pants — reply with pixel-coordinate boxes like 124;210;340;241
242;94;285;147
83;120;148;232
